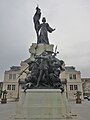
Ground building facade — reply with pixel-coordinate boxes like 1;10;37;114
81;78;90;96
3;62;83;100
61;66;83;100
3;66;21;100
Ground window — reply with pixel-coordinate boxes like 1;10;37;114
12;85;16;90
9;74;16;80
74;85;78;90
7;85;11;90
69;74;72;79
70;85;73;90
9;74;12;79
69;74;76;80
73;74;76;79
13;74;16;79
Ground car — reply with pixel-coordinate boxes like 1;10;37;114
87;96;90;101
84;96;88;99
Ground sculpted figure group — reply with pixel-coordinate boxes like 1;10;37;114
23;51;65;93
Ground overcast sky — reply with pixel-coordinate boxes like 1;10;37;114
0;0;90;81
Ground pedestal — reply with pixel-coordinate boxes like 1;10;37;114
10;89;72;120
29;43;54;61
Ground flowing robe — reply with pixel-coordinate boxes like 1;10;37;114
39;23;54;44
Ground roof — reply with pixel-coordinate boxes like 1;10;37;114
81;78;90;81
65;66;77;72
23;58;31;64
5;66;21;73
10;66;21;71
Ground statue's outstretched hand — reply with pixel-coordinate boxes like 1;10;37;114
53;28;56;31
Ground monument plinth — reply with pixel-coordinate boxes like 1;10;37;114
10;89;71;120
29;43;54;61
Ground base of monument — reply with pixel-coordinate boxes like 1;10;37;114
10;89;73;120
29;43;54;61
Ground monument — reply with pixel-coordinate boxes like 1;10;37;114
10;6;72;120
23;5;64;91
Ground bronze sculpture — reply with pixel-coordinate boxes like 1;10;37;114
21;50;65;92
33;6;55;44
33;6;41;43
18;6;65;93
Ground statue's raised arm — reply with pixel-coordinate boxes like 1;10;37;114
33;5;41;43
33;6;55;44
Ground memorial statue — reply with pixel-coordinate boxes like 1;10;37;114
39;17;55;44
18;6;65;93
33;6;55;44
35;51;52;87
21;50;65;92
11;6;71;120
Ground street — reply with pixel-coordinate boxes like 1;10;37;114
0;101;16;120
0;100;90;120
70;100;90;120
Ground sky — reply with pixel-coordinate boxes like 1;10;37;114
0;0;90;81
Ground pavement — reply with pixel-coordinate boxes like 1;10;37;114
0;101;16;120
69;100;90;120
0;100;90;120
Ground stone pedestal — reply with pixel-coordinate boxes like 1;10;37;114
29;43;54;61
10;89;72;120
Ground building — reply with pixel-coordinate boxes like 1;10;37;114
81;78;90;96
3;66;21;100
3;60;83;100
61;66;83;100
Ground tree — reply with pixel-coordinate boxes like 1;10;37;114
75;91;82;104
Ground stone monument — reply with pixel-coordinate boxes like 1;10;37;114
10;6;72;120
